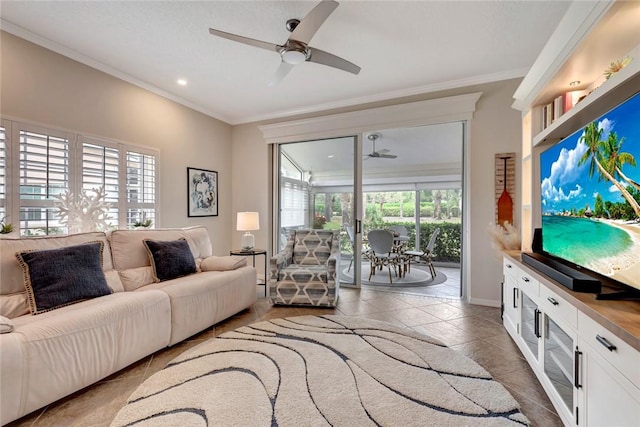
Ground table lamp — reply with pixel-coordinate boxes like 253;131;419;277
237;212;259;250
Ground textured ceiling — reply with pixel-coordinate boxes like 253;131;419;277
1;0;571;125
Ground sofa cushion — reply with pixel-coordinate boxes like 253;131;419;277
200;255;247;271
16;241;112;315
6;291;171;422
109;227;213;272
143;238;197;282
136;266;256;345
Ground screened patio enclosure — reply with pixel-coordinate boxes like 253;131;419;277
276;122;464;291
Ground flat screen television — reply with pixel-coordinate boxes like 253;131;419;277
538;90;640;299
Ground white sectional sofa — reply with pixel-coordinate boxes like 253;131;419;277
0;226;256;425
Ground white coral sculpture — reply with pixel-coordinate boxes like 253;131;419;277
54;186;112;233
488;222;522;251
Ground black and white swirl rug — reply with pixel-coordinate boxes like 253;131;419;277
111;315;529;426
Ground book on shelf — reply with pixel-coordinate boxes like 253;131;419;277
542;102;553;129
540;90;588;130
553;95;563;121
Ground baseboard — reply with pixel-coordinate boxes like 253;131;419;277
468;298;500;308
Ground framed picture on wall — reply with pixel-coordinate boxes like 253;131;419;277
187;167;218;217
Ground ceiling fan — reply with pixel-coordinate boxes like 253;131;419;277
208;0;361;86
365;133;397;160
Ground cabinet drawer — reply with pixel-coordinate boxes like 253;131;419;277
517;269;539;297
541;284;577;330
578;311;640;386
503;257;517;278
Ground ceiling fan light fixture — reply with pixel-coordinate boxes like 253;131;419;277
282;49;307;65
367;133;381;142
208;0;359;84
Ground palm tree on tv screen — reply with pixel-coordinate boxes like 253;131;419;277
578;121;640;218
601;131;640;192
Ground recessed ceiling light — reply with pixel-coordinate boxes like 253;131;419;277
327;155;334;159
569;80;581;87
177;79;188;86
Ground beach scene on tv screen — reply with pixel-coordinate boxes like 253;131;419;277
540;91;640;288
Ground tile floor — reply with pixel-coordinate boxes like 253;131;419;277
8;286;563;427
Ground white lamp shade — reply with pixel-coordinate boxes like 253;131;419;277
237;212;259;250
236;212;259;231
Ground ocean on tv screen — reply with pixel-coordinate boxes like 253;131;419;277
540;91;640;288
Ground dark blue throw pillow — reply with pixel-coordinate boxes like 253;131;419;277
16;241;112;315
143;238;197;282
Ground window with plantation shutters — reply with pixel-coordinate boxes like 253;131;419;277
19;129;69;235
1;119;159;236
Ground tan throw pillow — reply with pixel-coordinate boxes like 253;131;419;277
0;315;14;333
0;293;30;319
200;256;247;271
119;267;156;291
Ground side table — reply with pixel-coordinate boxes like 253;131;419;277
230;249;267;297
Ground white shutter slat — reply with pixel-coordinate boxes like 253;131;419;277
82;142;120;228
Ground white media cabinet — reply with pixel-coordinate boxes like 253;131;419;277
508;4;640;423
502;253;640;426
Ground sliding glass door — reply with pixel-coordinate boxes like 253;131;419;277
276;136;360;286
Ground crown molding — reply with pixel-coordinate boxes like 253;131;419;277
240;68;525;124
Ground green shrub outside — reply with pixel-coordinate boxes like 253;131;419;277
420;205;434;217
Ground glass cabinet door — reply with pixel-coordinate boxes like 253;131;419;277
544;315;574;412
520;292;539;361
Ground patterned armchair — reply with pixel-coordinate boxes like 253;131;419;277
269;229;340;307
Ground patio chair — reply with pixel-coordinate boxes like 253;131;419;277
405;228;440;278
269;229;340;306
367;229;401;283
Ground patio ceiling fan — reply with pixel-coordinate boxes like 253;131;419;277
365;133;397;160
208;0;361;86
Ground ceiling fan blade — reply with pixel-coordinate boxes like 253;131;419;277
377;149;390;155
269;62;295;86
209;28;279;53
379;154;397;159
289;0;339;44
308;47;361;75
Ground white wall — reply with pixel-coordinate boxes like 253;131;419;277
0;32;234;254
232;79;523;306
1;31;524;304
467;80;523;305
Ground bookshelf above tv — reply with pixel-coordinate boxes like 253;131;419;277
533;60;640;147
